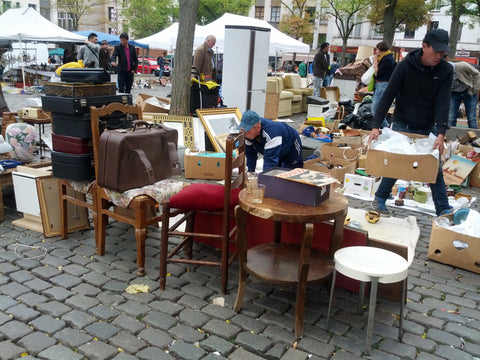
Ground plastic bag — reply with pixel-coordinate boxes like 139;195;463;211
367;75;375;92
361;65;375;85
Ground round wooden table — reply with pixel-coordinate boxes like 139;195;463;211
233;188;348;340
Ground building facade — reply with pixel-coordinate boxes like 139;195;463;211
250;0;480;65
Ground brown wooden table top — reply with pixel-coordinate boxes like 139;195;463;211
238;188;349;223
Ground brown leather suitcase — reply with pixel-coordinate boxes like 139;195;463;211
44;82;117;97
52;134;93;154
97;121;180;192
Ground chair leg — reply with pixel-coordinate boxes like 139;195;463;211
399;278;406;340
135;227;147;276
326;268;337;330
96;198;109;256
358;281;366;315
233;207;248;312
365;277;379;356
59;182;68;239
159;202;170;290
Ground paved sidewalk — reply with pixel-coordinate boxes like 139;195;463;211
1;86;480;359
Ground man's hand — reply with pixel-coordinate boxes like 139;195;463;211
368;128;380;144
433;134;445;155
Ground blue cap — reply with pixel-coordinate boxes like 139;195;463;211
238;110;260;132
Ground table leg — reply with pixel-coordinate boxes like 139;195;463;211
233;206;248;312
365;276;379;355
273;220;281;244
329;208;347;258
294;222;314;339
0;185;4;222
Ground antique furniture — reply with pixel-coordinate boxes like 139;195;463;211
160;131;246;294
233;189;348;339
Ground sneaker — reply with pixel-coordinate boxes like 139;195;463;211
439;206;454;217
371;197;391;217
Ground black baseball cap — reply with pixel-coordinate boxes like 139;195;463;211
423;29;449;52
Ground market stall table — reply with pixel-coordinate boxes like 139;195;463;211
233;188;348;339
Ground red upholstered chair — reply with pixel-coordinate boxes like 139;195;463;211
160;131;246;294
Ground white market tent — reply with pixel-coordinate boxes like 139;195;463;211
0;7;86;43
0;7;86;89
195;13;310;55
138;13;310;55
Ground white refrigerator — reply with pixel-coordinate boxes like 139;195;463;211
222;25;270;116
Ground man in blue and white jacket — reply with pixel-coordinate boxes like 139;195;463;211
238;110;303;172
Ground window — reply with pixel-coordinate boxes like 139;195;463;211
352;16;362;38
432;0;447;10
255;6;264;20
429;21;439;30
404;27;415;39
271;6;281;23
3;1;12;11
28;3;36;9
306;6;315;23
371;25;383;39
58;11;67;28
109;7;115;21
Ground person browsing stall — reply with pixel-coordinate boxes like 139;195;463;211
193;34;216;81
77;32;100;68
238;110;303;172
368;29;453;217
110;33;138;93
99;40;110;70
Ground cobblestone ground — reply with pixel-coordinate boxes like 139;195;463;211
1;85;479;360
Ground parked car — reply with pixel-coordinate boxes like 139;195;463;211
137;57;170;77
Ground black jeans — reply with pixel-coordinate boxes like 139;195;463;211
118;72;134;93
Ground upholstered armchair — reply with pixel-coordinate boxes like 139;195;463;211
283;74;314;112
264;77;293;119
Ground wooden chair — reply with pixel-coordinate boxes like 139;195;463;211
160;131;246;294
90;103;170;276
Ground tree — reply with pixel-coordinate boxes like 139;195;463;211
121;0;175;38
445;0;477;56
321;0;371;65
368;0;431;47
170;0;199;116
278;0;314;44
197;0;253;24
54;0;107;31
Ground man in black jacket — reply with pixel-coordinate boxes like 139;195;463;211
312;42;330;96
110;33;138;93
368;29;453;217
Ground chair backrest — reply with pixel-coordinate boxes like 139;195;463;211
284;74;301;89
223;131;245;215
90;103;143;180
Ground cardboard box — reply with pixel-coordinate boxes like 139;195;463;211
184;150;225;180
135;93;170;113
320;142;363;166
258;167;331;207
428;221;480;274
456;145;480;188
304;157;355;183
366;149;439;183
332;135;364;146
343;173;376;198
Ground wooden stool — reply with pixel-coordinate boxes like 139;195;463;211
326;246;409;355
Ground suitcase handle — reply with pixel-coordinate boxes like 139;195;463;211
131;120;152;131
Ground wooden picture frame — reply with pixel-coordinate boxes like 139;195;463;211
196;108;242;152
149;114;195;149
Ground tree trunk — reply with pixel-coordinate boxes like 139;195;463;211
449;0;460;57
0;83;10;116
383;0;397;47
170;0;199;116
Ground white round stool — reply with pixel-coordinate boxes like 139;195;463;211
326;246;409;355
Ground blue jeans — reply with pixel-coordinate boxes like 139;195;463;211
374;122;450;215
448;91;478;128
371;82;390;128
313;76;323;97
323;75;333;87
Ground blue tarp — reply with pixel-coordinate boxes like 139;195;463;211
73;31;148;49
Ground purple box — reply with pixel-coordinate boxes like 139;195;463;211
258;167;330;207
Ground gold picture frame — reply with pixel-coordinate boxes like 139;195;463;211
196;108;242;152
149;114;195;149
